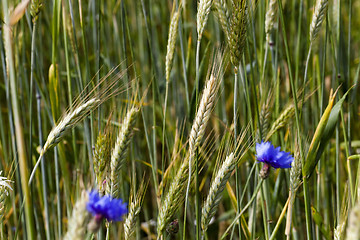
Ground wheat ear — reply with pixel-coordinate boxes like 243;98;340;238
157;73;219;236
197;0;213;40
285;146;302;236
29;98;100;184
265;0;277;44
64;191;90;240
214;0;230;39
0;172;12;221
265;103;295;141
309;0;329;43
201;153;234;233
165;8;181;82
124;182;147;240
228;0;247;67
93;131;111;195
110;107;139;198
258;93;272;141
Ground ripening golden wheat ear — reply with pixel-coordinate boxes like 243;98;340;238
29;66;130;185
157;55;223;237
63;191;90;240
29;98;100;184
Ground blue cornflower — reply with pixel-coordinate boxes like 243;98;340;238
256;141;293;178
86;190;127;222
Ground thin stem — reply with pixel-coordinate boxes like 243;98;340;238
234;66;242;237
269;197;290;240
2;1;36;239
221;179;265;239
162;81;169;183
277;0;311;239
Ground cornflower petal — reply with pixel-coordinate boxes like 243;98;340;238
256;141;294;169
86;190;127;222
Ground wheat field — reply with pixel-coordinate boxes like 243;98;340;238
0;0;360;239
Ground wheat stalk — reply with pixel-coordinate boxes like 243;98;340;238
64;191;90;240
165;8;181;82
309;0;329;43
124;182;147;240
228;0;247;67
110;107;139;198
197;0;213;40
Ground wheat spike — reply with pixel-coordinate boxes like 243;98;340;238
110;107;139;198
214;0;230;39
30;0;42;22
165;8;181;82
309;0;329;43
64;191;90;240
189;74;218;161
197;0;213;40
258;94;272;141
228;0;247;67
43;98;100;155
266;103;295;141
201;153;234;233
285;146;301;235
29;98;100;185
157;72;219;236
265;0;277;44
124;182;147;240
94;131;111;195
0;171;12;221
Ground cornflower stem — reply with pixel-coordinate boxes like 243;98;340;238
277;0;311;239
221;178;265;239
